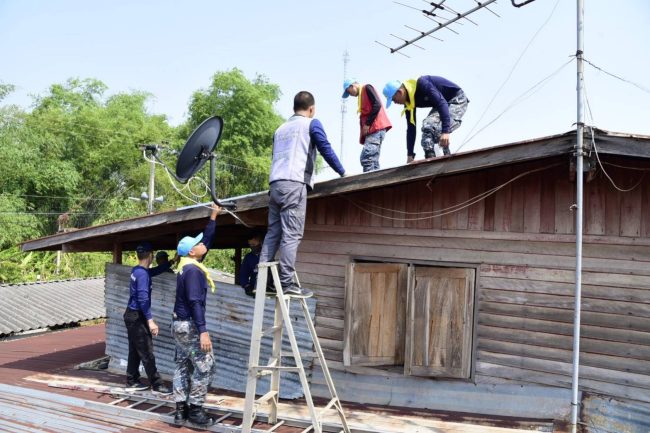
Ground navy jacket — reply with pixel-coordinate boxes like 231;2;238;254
240;251;260;289
173;219;217;333
127;262;171;319
405;76;463;156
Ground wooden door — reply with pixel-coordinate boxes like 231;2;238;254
343;263;408;367
405;266;475;378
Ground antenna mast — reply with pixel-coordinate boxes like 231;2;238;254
340;50;350;161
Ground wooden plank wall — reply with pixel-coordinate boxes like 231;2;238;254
299;156;650;409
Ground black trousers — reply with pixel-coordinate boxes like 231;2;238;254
123;308;162;386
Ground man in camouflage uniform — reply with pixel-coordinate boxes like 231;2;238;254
172;204;219;426
383;76;469;162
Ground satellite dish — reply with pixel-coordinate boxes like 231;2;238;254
175;116;223;183
141;115;234;210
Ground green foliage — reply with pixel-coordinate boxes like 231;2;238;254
185;68;283;198
0;83;16;102
0;70;283;284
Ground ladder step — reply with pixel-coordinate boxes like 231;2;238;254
268;420;285;432
256;390;278;405
251;366;301;377
281;351;317;358
262;325;283;336
323;397;339;412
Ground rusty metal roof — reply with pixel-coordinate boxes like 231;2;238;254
0;277;105;336
19;128;650;254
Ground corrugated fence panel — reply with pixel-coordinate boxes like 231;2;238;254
0;278;105;336
104;264;316;399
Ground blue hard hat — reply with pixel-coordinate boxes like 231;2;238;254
177;232;204;257
383;80;402;108
341;78;358;98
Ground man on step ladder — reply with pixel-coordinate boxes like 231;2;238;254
258;90;346;297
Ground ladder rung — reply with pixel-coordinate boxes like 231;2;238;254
144;401;168;412
323;397;339;412
108;397;128;406
214;412;232;423
256;390;278;404
281;351;317;358
268;420;286;432
251;365;301;374
262;325;283;336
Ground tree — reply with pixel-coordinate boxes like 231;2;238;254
183;69;284;199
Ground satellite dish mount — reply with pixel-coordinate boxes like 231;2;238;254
158;116;237;210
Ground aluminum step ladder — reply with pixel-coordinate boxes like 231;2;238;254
241;261;350;433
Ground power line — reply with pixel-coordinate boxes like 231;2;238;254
0;193;109;201
340;162;561;221
583;57;650;95
583;86;648;193
460;0;562;148
459;57;574;149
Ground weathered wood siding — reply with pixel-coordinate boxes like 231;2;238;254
298;157;650;415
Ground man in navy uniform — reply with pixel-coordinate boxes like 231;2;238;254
123;242;173;394
240;233;263;297
384;76;469;162
172;203;220;426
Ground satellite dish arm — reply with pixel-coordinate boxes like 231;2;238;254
209;154;237;210
150;151;186;183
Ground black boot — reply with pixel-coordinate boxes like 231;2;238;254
189;404;215;426
424;150;436;159
174;402;188;424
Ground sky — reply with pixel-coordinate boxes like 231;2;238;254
1;0;649;181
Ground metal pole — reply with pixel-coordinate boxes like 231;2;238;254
147;150;155;214
570;0;585;431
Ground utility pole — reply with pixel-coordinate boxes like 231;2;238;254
131;144;163;214
570;0;585;431
340;50;350;161
147;151;155;215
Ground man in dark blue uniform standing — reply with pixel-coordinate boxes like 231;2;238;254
123;242;174;394
240;233;263;297
172;203;220;426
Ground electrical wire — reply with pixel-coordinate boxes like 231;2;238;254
583;57;650;95
460;0;562;150
339;162;561;221
144;150;253;228
459;57;574;149
583;85;647;192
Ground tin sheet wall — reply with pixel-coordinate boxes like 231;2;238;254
104;263;316;399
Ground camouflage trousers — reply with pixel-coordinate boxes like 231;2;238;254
421;90;469;157
171;320;216;406
360;129;386;172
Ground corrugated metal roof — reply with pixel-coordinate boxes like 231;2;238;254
0;383;163;433
25;127;650;254
105;264;316;399
0;278;105;336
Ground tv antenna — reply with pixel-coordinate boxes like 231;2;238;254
376;0;501;56
146;116;237;210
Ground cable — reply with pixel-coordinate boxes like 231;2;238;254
583;87;647;192
339;162;561;221
583;57;650;95
459;57;574;149
589;127;646;192
460;0;562;149
144;150;253;228
0;193;109;201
